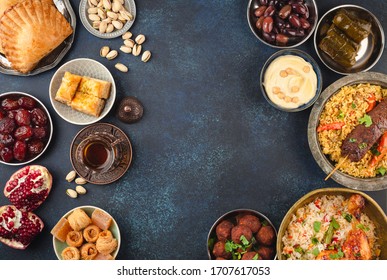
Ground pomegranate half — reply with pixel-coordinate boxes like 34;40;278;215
0;205;44;249
4;165;52;212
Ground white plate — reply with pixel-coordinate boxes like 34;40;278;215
79;0;136;39
49;58;116;125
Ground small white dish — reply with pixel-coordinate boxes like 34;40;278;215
49;58;116;125
79;0;136;39
52;205;121;260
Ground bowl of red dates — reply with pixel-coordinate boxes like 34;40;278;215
207;209;277;260
0;92;53;165
247;0;318;48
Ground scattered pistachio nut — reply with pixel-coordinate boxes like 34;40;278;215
122;31;132;40
135;34;146;45
75;177;87;185
66;170;77;182
132;44;142;56
100;46;110;57
106;49;118;60
66;189;78;199
124;39;135;48
115;63;128;72
141;50;151;62
75;185;87;195
120;45;132;53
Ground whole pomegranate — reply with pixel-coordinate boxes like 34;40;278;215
4;165;52;212
0;205;44;249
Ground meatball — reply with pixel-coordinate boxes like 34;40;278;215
256;225;276;246
242;251;261;260
257;246;275;260
231;225;253;244
238;214;262;233
212;241;231;259
216;220;233;241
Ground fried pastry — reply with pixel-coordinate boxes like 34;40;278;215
0;0;53;54
70;91;106;117
0;0;73;73
96;230;118;255
66;231;84;247
83;225;101;243
67;208;92;231
61;246;81;260
55;72;82;105
94;253;114;260
78;76;112;99
80;243;98;260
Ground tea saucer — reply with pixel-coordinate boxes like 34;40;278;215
70;123;132;185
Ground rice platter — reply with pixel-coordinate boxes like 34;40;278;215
317;83;387;178
279;189;385;260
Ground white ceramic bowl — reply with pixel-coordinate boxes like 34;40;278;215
49;58;116;125
52;205;121;260
79;0;136;39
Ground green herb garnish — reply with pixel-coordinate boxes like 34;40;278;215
351;102;356;109
358;142;367;149
338;111;345;119
294;246;304;254
376;167;386;176
332;218;340;230
343;213;352;223
312;247;320;256
253;253;259;260
313;221;321;233
311;237;319;245
261;220;268;226
349;138;357;143
356;223;370;232
329;249;344;259
359;114;372;127
371;144;381;156
240;235;250;246
324;217;340;244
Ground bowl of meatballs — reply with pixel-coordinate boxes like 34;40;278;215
207;209;277;260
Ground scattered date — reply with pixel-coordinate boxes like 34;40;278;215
210;266;270;276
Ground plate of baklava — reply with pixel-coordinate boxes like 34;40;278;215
0;0;76;76
49;58;116;125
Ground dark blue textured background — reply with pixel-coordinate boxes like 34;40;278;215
0;0;386;259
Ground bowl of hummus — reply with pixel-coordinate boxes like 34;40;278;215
260;49;322;112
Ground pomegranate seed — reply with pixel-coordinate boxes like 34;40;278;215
8;221;14;228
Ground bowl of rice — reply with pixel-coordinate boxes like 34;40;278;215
308;72;387;191
277;187;386;260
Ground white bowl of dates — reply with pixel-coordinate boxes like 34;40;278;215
247;0;318;48
0;92;53;165
260;49;322;112
314;5;384;75
207;209;277;260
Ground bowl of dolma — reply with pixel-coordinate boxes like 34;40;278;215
314;5;384;75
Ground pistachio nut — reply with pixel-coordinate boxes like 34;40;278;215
106;49;118;60
97;8;107;20
103;0;112;10
135;34;146;45
88;14;100;21
115;63;128;72
112;20;123;30
87;7;98;14
92;20;101;29
97;0;103;8
122;31;132;40
66;170;76;182
102;17;112;24
112;1;122;12
141;50;151;62
132;44;142;56
89;0;98;7
75;177;88;185
100;46;110;57
107;11;118;20
119;10;132;21
99;21;107;33
120;45;132;53
124;39;135;48
75;185;87;195
66;189;78;199
106;23;114;33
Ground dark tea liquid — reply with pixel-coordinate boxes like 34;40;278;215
83;141;112;170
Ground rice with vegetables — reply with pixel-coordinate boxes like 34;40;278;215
318;83;387;178
281;194;380;260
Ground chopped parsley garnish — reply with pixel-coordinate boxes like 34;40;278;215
338;111;345;119
240;235;250;246
311;237;319;245
332;218;340;230
252;253;259;260
313;221;321;233
324;217;340;244
356;223;370;232
359;114;372;127
225;235;255;260
355;252;361;258
329;249;344;259
371;144;381;156
343;213;352;223
349;138;357;143
261;220;268;226
376;167;386;176
358;142;368;149
294;245;304;254
312;247;320;256
351;102;356;109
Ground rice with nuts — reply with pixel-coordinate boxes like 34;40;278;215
318;83;387;178
281;195;379;260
